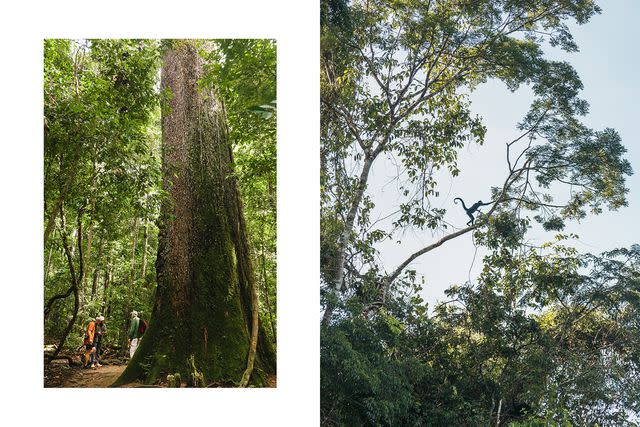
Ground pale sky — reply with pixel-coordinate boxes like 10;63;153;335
368;0;640;307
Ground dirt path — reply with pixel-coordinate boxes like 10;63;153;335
45;359;276;388
61;364;127;388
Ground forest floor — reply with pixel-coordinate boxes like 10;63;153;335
44;355;277;388
266;374;276;387
44;357;138;388
61;364;128;388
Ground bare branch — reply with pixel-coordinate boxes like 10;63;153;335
385;224;476;286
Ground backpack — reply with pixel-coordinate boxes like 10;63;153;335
138;319;148;336
84;321;95;344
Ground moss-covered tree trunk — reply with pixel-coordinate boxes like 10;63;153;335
114;42;275;387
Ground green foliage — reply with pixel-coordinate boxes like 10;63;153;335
321;0;638;425
44;39;277;358
320;0;630;292
323;240;640;425
44;39;161;349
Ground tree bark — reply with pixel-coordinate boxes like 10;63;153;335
239;280;259;387
43;165;77;246
47;205;83;362
91;238;104;300
101;264;111;315
44;228;55;282
322;153;376;326
124;217;140;328
259;217;276;340
82;218;93;290
77;218;92;305
114;43;275;387
130;217;139;283
141;221;149;281
43;195;63;248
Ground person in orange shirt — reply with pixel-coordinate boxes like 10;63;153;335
83;319;97;368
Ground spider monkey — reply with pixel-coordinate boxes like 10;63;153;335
454;197;493;225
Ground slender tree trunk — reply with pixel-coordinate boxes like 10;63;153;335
115;43;275;387
44;228;55;285
240;255;259;387
44;196;62;248
130;217;139;283
101;264;111;314
78;218;93;305
47;205;83;362
141;221;149;281
322;154;376;326
260;253;276;340
123;217;140;347
44;212;76;319
70;228;77;258
259;218;276;340
83;220;93;288
91;238;104;300
44;164;77;246
82;159;98;291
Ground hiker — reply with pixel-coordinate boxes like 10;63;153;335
93;315;106;367
83;318;97;369
128;311;141;358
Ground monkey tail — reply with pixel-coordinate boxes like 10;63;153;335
454;197;467;210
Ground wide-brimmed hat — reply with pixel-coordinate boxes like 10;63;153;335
96;315;105;321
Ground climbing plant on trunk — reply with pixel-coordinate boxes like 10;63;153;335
115;42;275;387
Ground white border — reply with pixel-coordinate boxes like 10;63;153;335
0;1;319;425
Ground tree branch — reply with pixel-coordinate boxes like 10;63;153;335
385;224;476;286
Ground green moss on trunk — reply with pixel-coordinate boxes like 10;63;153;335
114;42;274;388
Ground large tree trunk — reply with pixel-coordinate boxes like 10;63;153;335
115;43;275;387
